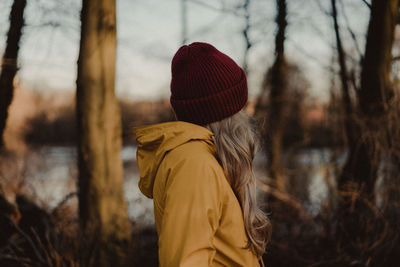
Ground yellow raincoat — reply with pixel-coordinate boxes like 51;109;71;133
134;121;263;267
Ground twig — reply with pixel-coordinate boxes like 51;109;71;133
339;0;363;60
3;215;46;264
0;253;34;265
361;0;371;9
256;180;315;223
51;191;77;215
286;36;334;73
31;228;52;265
188;0;243;17
314;0;330;16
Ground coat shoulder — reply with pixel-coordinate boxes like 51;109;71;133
160;139;227;187
164;139;218;166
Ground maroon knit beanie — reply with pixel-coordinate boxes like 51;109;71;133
170;42;248;125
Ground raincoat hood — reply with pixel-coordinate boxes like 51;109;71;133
134;121;215;199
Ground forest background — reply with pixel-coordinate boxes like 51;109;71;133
0;0;399;266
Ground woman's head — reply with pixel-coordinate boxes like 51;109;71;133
170;42;247;125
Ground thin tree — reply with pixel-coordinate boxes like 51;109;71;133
260;0;288;192
330;0;356;147
76;0;131;265
0;0;27;149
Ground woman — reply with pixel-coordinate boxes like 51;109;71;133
134;42;271;266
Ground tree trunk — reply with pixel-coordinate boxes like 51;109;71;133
266;0;288;192
0;0;26;149
330;0;357;146
337;0;399;254
76;0;131;266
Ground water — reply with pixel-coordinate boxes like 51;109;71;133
3;146;339;226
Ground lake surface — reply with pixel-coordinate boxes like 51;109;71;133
3;146;343;226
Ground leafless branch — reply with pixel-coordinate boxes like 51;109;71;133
51;191;77;215
256;180;315;223
286;36;334;73
314;0;331;16
314;0;362;65
361;0;371;9
188;0;243;17
3;216;46;264
339;0;363;60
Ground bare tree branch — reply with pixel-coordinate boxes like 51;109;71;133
242;0;251;73
286;36;334;73
188;0;243;17
314;0;330;16
361;0;372;9
4;216;46;264
339;0;363;60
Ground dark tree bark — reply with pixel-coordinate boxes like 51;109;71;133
330;0;356;146
358;1;398;116
76;0;131;266
265;0;288;192
337;0;399;252
0;0;26;149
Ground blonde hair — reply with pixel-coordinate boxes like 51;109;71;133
207;110;271;258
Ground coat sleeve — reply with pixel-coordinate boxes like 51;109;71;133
158;156;223;267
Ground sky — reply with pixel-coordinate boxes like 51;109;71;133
0;0;370;101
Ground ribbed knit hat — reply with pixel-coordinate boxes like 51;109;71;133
170;42;248;125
